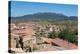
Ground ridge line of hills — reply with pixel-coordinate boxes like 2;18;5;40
10;12;78;22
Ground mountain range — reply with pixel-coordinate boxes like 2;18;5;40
10;12;78;22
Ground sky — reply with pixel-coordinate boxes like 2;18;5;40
9;1;78;17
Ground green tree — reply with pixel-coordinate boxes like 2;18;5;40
58;28;78;45
48;31;57;39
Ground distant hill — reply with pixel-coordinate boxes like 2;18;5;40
10;12;78;22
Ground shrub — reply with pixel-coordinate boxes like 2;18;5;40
58;28;78;45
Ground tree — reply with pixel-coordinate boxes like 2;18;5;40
58;28;78;45
48;31;57;39
72;29;78;35
35;31;41;39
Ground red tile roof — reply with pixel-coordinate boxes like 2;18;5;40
52;38;78;49
44;38;77;49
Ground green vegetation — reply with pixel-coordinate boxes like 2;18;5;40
32;47;39;51
48;32;57;39
72;29;78;35
58;28;78;45
47;27;78;45
34;30;43;40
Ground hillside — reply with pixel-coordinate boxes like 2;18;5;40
10;12;78;22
